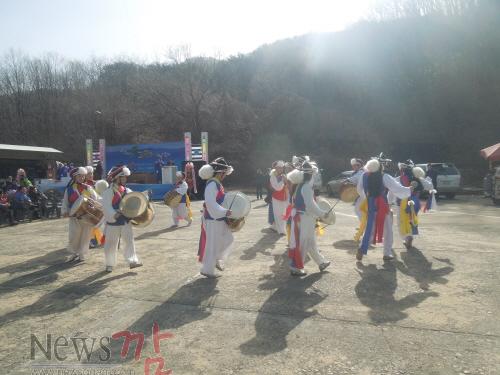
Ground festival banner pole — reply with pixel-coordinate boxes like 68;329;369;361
85;139;93;166
184;132;192;161
99;139;106;176
201;132;208;162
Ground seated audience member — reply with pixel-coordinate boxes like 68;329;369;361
13;186;33;220
16;168;33;188
5;176;17;191
0;190;15;225
28;186;48;219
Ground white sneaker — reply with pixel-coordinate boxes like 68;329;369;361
216;260;225;271
290;269;307;276
187;219;192;226
105;266;113;272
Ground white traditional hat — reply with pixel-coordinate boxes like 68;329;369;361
365;159;381;173
198;157;234;180
69;166;88;178
107;165;131;182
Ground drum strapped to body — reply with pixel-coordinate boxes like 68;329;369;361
221;191;251;232
317;198;336;225
119;191;155;227
69;196;104;226
339;182;359;203
164;190;182;208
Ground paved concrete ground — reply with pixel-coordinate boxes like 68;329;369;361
0;195;499;375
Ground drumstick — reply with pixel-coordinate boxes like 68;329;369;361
324;198;340;216
227;192;239;216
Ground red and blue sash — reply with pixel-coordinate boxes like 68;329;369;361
288;183;306;269
360;174;389;254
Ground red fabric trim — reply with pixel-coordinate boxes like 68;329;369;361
288;214;304;269
282;204;293;220
373;196;389;244
198;222;206;262
272;188;287;201
112;185;126;207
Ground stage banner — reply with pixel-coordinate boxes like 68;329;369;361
86;139;93;166
184;132;192;161
99;139;106;174
201;132;208;162
106;142;185;174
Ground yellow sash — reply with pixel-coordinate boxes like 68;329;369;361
354;198;368;242
186;194;193;220
399;198;418;236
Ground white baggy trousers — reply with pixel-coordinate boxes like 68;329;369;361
172;203;189;225
104;223;140;267
200;218;234;275
289;213;326;271
272;198;288;234
68;217;94;260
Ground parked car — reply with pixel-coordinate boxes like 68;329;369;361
415;163;461;199
326;171;353;197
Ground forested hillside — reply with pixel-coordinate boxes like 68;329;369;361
1;0;498;183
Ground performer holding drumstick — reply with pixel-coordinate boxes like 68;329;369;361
346;158;364;221
269;160;288;235
102;165;142;272
61;166;98;263
169;171;192;228
287;160;331;276
197;157;235;278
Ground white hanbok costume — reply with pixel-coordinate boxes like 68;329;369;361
198;178;234;276
102;180;140;268
348;169;364;220
288;177;329;272
270;169;288;235
171;180;192;226
357;160;411;258
390;166;434;243
61;167;98;261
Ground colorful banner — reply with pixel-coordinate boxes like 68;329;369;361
201;132;208;162
99;139;106;174
86;139;93;166
106;142;185;174
184;132;192;161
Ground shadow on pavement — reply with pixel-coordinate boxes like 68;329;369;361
104;277;219;363
257;253;290;291
240;232;280;260
332;239;358;254
135;225;189;241
0;260;85;296
240;272;326;356
0;271;135;327
0;248;69;275
396;247;454;290
355;261;438;324
253;203;268;209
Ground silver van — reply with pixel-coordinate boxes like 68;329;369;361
416;163;461;199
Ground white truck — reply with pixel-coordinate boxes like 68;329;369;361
34;177;70;217
35;177;71;194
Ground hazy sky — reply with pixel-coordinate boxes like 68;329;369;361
1;0;374;61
